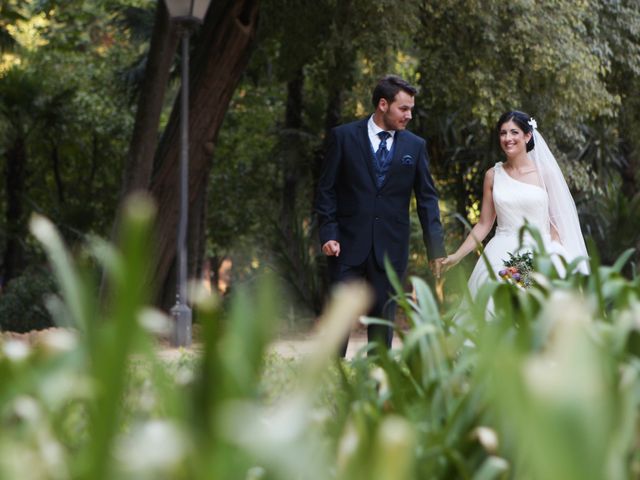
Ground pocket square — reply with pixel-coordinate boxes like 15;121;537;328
401;155;414;165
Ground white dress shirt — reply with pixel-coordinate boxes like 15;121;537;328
367;115;395;152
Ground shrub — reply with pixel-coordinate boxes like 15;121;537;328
0;265;57;332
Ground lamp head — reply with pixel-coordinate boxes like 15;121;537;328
165;0;211;24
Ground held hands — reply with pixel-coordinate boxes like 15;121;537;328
440;253;462;271
429;257;445;279
322;240;340;257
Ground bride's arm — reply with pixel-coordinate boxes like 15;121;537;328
442;168;497;268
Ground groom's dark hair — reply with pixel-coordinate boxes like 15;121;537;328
372;75;417;108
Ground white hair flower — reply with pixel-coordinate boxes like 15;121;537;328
528;118;538;130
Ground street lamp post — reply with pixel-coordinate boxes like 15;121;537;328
165;0;212;347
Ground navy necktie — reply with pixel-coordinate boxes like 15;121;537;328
376;131;391;169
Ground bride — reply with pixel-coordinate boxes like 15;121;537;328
442;111;589;300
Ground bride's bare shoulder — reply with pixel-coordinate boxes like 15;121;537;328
483;165;496;189
485;161;504;181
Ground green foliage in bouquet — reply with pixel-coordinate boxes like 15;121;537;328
499;251;534;288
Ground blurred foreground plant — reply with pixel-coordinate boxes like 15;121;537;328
465;227;640;479
1;197;640;480
0;193;374;479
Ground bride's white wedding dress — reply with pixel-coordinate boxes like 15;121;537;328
466;161;568;298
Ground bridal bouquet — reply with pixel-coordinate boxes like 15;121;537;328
499;251;533;289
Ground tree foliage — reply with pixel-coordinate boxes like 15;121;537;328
200;0;640;312
0;1;149;311
1;0;640;328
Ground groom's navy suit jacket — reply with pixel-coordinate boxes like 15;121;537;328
316;118;446;275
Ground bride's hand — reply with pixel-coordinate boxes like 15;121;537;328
441;253;460;270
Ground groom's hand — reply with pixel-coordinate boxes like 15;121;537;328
322;240;341;257
430;257;445;279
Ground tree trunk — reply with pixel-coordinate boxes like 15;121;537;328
51;144;65;204
121;1;178;197
3;137;27;282
158;162;211;307
275;69;327;314
190;171;209;284
102;2;178;301
309;43;357;315
279;69;304;246
150;0;260;309
620;143;639;199
312;41;356;206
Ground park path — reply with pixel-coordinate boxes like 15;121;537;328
1;327;402;361
268;330;402;359
158;329;403;361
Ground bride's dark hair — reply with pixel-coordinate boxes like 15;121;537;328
497;110;535;152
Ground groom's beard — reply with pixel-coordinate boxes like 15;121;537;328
381;111;411;131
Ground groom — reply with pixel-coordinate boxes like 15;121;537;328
316;75;446;356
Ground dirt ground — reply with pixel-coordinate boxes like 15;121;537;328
154;326;404;361
0;325;403;361
267;330;402;359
